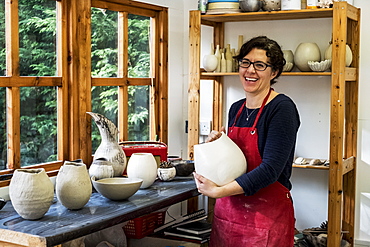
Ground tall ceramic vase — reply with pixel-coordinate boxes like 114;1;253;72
56;159;92;210
126;153;157;189
294;42;321;72
9;168;54;220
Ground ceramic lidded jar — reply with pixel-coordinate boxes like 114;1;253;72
294;42;321;72
194;132;247;186
126;153;157;189
56;159;92;210
9;168;54;220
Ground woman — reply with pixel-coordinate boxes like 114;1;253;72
193;36;300;247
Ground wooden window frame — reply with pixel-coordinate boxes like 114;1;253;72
0;0;168;187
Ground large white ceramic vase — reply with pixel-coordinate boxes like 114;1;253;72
9;168;54;220
294;42;321;72
126;153;157;189
194;132;247;186
56;160;92;210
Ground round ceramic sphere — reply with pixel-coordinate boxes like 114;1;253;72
294;42;321;72
239;0;262;12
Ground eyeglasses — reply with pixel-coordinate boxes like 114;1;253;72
238;59;272;71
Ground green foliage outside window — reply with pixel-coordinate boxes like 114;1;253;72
0;2;152;169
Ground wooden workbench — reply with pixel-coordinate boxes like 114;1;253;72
0;178;199;247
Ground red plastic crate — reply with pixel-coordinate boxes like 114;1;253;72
123;210;166;239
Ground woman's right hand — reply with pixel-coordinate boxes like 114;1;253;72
205;126;226;143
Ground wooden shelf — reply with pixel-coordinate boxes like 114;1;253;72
201;72;332;77
201;8;333;23
293;164;329;170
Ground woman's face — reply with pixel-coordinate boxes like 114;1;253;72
238;48;278;95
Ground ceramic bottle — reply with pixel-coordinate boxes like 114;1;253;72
214;44;221;73
220;52;227;73
56;159;92;210
126;153;157;189
9;168;54;220
225;44;233;73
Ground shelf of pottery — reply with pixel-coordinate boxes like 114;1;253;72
188;2;360;246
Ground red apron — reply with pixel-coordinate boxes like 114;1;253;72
210;90;295;247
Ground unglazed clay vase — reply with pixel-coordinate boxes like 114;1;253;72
294;42;321;71
89;157;114;180
126;153;157;189
261;0;281;11
9;168;54;220
56;160;92;210
324;42;353;67
194;132;247;186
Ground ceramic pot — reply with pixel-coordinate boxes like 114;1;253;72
89;157;114;180
9;168;54;220
126;153;157;189
283;50;294;64
294;42;321;71
56;160;92;210
239;0;262;12
261;0;281;11
324;42;353;67
157;167;176;181
194;132;247;186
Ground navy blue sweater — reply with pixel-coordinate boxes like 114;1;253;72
229;94;300;196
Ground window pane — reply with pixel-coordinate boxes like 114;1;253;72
0;88;6;170
19;0;56;76
128;85;149;141
91;8;118;77
91;86;118;153
20;87;57;166
128;14;150;78
0;0;5;76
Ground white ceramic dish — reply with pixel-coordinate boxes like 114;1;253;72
92;177;142;201
308;59;332;72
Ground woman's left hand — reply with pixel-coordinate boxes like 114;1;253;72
193;172;221;198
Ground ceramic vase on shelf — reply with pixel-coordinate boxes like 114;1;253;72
262;0;281;11
214;44;221;73
203;44;218;72
89;157;114;180
231;48;237;72
157;167;176;181
225;44;233;73
126;153;157;189
283;50;294;72
324;42;353;67
220;52;227;73
294;42;321;71
194;132;247;186
9;168;54;220
281;0;301;10
56;159;92;210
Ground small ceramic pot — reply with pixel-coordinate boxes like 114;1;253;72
157;167;176;181
89;157;114;180
239;0;262;12
261;0;281;11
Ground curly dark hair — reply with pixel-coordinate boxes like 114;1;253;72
233;36;286;85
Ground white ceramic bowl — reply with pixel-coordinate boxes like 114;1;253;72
92;177;142;201
308;59;332;72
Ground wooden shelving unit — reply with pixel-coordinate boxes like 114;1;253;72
187;2;360;246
